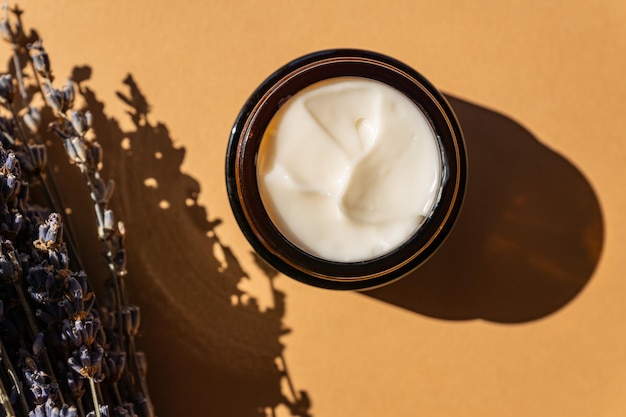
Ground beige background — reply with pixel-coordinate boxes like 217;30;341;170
10;1;626;416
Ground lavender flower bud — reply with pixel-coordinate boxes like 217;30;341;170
77;316;100;346
62;320;82;347
59;405;78;417
58;244;69;270
68;276;83;301
102;352;125;383
135;351;148;378
63;138;79;163
4;173;19;200
26;368;54;404
77;270;88;289
6;172;16;187
85;295;96;318
0;254;14;279
90;141;102;168
29;404;45;417
31;46;52;80
29;286;46;303
48;247;63;270
43;222;60;246
70;136;86;162
62;82;75;110
122;305;140;337
0;74;14;104
32;332;45;356
37;223;46;241
69;344;104;378
4;151;16;172
85;110;93;128
45;86;64;114
86;405;109;417
102;179;115;204
76;318;91;344
114;247;126;273
45;398;59;417
35;213;64;251
115;403;138;417
70;110;88;136
23;106;41;134
103;209;114;234
29;144;47;172
48;212;62;229
22;357;37;379
67;371;84;399
92;344;104;368
12;212;23;233
69;347;86;374
118;221;126;236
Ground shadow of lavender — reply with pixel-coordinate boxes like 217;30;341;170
43;68;312;417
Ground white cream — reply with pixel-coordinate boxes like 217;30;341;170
257;77;441;262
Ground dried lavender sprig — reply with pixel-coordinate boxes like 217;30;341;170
61;110;144;415
0;10;114;413
0;7;154;416
44;102;125;349
0;14;86;275
0;50;84;277
21;27;152;417
1;3;27;101
68;343;104;417
1;226;65;406
35;213;104;417
0;11;91;417
37;68;152;416
0;23;94;417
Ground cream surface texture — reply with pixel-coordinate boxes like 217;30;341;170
257;77;441;262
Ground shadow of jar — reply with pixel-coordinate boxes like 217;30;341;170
365;95;604;323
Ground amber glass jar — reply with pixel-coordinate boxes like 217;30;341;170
226;49;466;290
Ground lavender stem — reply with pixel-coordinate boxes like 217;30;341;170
0;339;28;417
11;46;26;102
0;379;16;417
88;377;101;417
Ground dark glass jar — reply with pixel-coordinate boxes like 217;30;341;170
226;49;466;290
